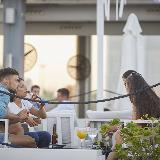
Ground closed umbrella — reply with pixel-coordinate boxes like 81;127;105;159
113;13;146;111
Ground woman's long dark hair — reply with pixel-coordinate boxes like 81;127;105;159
123;70;160;119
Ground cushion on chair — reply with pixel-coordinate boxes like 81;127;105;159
86;110;132;119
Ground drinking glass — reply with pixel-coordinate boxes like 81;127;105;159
77;128;87;148
87;128;98;145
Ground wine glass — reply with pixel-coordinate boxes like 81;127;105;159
87;128;98;145
77;128;87;149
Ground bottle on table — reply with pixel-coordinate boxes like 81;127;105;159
52;124;58;145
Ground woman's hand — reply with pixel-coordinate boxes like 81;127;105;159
17;109;29;122
25;117;38;127
33;117;41;124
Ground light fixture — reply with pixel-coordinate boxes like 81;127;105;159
6;53;12;68
5;8;15;24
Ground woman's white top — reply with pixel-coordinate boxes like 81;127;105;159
8;100;33;114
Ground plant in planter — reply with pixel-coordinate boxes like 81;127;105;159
99;118;160;160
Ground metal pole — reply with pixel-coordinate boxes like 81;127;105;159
77;36;91;118
84;36;91;112
77;36;86;118
3;0;25;77
96;0;104;111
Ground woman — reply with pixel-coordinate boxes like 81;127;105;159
107;70;160;160
8;78;51;148
122;70;160;119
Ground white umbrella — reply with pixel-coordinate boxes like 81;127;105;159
113;13;146;111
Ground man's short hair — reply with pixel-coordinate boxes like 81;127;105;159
0;67;19;81
31;85;40;91
57;88;70;98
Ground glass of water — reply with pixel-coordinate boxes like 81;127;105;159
87;128;98;145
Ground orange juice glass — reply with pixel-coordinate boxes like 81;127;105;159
77;128;87;148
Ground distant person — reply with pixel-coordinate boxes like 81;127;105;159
30;85;48;109
51;88;75;111
31;85;40;97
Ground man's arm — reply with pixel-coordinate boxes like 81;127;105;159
0;101;21;124
5;110;29;124
0;92;28;123
5;113;21;124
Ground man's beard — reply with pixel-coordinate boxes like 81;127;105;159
9;89;16;94
9;89;16;102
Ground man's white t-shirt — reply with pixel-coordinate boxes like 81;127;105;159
50;100;75;112
8;100;33;114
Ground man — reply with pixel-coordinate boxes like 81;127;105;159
31;85;40;96
30;85;48;109
0;67;36;147
52;88;75;111
30;85;40;109
49;88;76;144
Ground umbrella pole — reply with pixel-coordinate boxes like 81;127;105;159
96;0;104;111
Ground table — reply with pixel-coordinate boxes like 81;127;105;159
0;148;105;160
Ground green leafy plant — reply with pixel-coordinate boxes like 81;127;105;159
100;118;120;137
99;117;160;160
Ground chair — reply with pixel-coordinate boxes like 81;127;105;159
0;119;9;144
42;111;76;146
